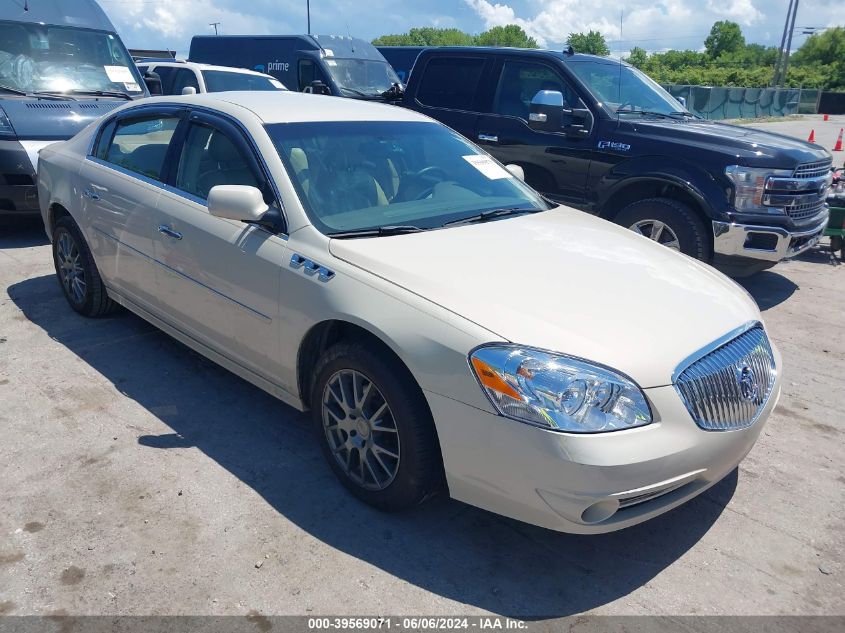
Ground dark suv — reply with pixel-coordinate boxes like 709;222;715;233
399;47;831;275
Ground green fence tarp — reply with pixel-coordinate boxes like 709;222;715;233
663;84;819;119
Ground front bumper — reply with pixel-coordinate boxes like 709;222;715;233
426;366;781;534
712;211;828;263
0;139;39;215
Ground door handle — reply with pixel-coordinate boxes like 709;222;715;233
478;134;498;142
83;188;100;201
158;225;183;240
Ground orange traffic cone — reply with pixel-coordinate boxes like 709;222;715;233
808;129;816;143
824;114;830;121
835;128;844;152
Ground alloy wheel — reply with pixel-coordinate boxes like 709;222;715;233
629;219;681;250
322;369;400;491
56;231;86;305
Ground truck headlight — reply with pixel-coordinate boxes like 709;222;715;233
725;165;791;214
469;345;652;433
0;107;14;137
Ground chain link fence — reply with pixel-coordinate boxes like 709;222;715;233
662;85;821;119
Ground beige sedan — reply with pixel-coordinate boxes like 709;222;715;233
37;92;781;533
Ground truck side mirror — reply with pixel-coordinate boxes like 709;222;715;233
143;71;162;96
305;80;331;96
529;90;564;132
181;86;197;96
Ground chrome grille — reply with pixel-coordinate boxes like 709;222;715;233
788;200;827;221
793;159;832;179
675;326;776;431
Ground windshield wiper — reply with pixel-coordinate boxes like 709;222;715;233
328;225;426;238
617;108;694;119
0;84;76;100
337;85;382;98
443;207;541;227
69;89;133;100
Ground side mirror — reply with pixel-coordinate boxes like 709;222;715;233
143;70;162;96
208;185;269;222
505;164;525;181
564;107;594;139
305;79;331;95
181;86;197;95
677;96;687;108
529;90;564;131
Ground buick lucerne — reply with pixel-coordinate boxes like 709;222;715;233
37;92;781;533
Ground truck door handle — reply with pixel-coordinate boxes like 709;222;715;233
478;134;498;143
83;188;100;201
158;225;182;240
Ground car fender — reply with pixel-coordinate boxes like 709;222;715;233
597;155;730;221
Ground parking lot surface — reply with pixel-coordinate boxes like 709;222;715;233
0;119;843;619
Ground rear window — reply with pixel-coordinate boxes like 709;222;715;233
201;70;285;92
416;57;485;111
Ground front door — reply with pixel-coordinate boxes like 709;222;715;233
152;111;288;381
475;59;593;207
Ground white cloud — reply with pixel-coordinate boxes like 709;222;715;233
463;0;776;50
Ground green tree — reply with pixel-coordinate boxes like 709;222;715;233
476;24;538;48
566;31;610;56
372;27;475;47
704;21;745;58
625;46;648;68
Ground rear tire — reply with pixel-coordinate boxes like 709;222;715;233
52;216;116;317
310;341;442;511
615;197;711;261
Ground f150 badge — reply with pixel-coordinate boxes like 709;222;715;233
598;140;631;151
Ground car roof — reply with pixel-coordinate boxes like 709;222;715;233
140;61;275;78
417;46;614;64
136;92;431;124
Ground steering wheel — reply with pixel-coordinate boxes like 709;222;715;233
396;166;450;201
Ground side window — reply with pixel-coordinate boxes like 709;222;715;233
102;115;180;180
175;123;261;200
493;61;576;121
151;66;174;93
171;68;200;95
416;57;485;111
298;60;327;91
94;120;117;160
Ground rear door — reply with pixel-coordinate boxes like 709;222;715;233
409;54;493;140
152;110;287;380
475;57;592;205
80;108;184;309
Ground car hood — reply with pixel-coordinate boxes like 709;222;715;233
0;98;123;140
329;208;761;388
627;118;830;167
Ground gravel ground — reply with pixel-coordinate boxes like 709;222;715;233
0;119;843;620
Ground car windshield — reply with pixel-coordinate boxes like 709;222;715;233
0;20;144;95
568;60;685;116
201;70;285;92
325;59;400;96
266;121;548;235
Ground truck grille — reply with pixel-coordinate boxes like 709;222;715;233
788;200;827;221
793;160;832;179
675;326;776;431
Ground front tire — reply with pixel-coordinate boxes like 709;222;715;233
615;197;711;261
52;216;116;317
310;341;442;511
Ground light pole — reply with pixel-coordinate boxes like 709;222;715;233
209;22;220;35
307;0;311;35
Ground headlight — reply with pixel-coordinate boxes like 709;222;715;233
0;107;14;137
469;345;652;433
725;165;791;214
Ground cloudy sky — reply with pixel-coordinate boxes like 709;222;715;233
100;0;842;56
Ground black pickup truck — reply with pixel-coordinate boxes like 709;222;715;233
397;47;831;274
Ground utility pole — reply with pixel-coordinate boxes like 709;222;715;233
781;0;800;87
773;0;793;86
307;0;311;35
209;22;220;35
